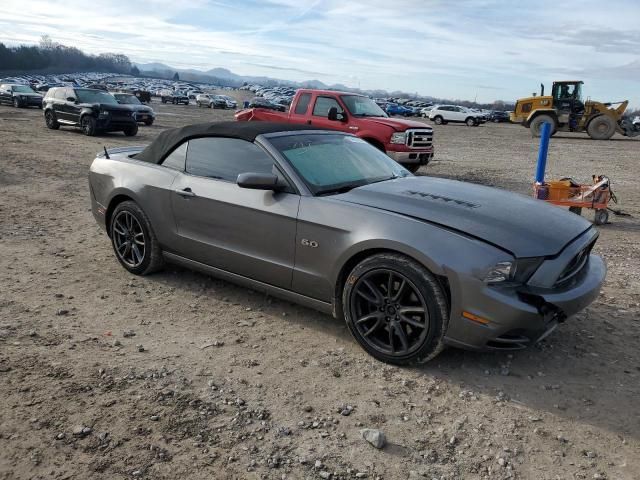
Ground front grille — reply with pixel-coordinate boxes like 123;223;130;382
406;129;433;149
555;240;594;286
111;111;132;120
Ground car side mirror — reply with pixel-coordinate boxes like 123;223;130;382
237;172;283;191
328;106;346;122
67;97;77;102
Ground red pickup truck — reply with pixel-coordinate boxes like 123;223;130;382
235;89;434;172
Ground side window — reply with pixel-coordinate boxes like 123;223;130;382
294;93;312;115
161;142;187;171
312;96;343;117
186;138;275;182
54;89;66;100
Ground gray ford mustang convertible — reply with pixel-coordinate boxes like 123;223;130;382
89;122;606;364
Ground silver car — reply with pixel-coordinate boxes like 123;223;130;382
89;122;606;364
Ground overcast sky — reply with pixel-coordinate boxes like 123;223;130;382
1;0;639;104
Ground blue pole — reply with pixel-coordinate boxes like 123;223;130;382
535;122;552;184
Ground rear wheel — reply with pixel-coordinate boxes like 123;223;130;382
587;115;616;140
529;114;557;137
81;115;97;136
44;110;60;130
342;253;448;365
433;116;444;125
110;201;163;275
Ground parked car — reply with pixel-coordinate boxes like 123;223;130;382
89;122;605;365
488;110;510;123
160;90;189;105
633;116;640;127
218;95;238;109
196;94;227;109
236;89;434;172
386;103;414;116
43;87;138;136
248;97;286;112
113;93;155;125
0;83;43;108
429;105;485;126
420;106;435;118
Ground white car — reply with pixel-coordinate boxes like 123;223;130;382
429;105;485;126
633;116;640;127
420;106;435;118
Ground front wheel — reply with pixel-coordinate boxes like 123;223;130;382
81;115;97;136
110;201;164;275
465;117;476;127
594;209;609;225
342;253;449;365
587;115;616;140
123;124;138;136
13;97;21;108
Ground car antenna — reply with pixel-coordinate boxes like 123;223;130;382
103;146;110;159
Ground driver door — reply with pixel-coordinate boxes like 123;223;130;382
307;95;351;132
170;137;300;289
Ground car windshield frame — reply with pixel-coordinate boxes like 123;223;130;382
12;85;37;94
114;94;141;105
75;89;119;105
340;95;388;118
267;133;410;196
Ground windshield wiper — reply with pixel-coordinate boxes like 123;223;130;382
316;184;359;196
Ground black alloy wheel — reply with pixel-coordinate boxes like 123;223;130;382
350;268;429;357
13;97;20;108
343;253;448;365
112;210;146;269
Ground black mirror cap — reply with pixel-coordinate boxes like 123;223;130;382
237;172;282;191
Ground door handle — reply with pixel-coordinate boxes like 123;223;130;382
175;187;195;197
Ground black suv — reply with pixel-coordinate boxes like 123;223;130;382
43;87;138;136
0;83;43;108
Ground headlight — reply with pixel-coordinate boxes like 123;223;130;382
484;258;544;285
390;132;407;144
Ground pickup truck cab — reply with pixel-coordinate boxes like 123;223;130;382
235;89;434;172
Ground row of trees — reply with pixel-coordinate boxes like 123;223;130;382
0;36;132;74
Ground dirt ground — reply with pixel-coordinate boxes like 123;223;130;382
0;98;639;480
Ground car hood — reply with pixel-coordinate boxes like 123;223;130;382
334;176;592;258
81;103;134;113
125;104;153;112
361;117;431;131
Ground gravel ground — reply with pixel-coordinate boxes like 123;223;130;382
0;99;639;480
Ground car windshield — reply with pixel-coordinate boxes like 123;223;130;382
75;89;118;105
269;134;410;195
12;85;37;93
340;95;388;117
115;94;141;105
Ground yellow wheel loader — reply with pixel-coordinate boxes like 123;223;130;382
510;81;640;140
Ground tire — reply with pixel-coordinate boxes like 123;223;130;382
13;97;21;108
80;115;97;136
144;119;153;126
342;253;449;365
493;118;499;123
433;116;443;125
44;110;60;130
594;209;609;225
587;115;616;140
404;164;421;173
123;124;138;136
109;201;164;275
569;206;582;216
465;117;476;127
529;114;556;137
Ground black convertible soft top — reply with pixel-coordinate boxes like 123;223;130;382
134;121;320;164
